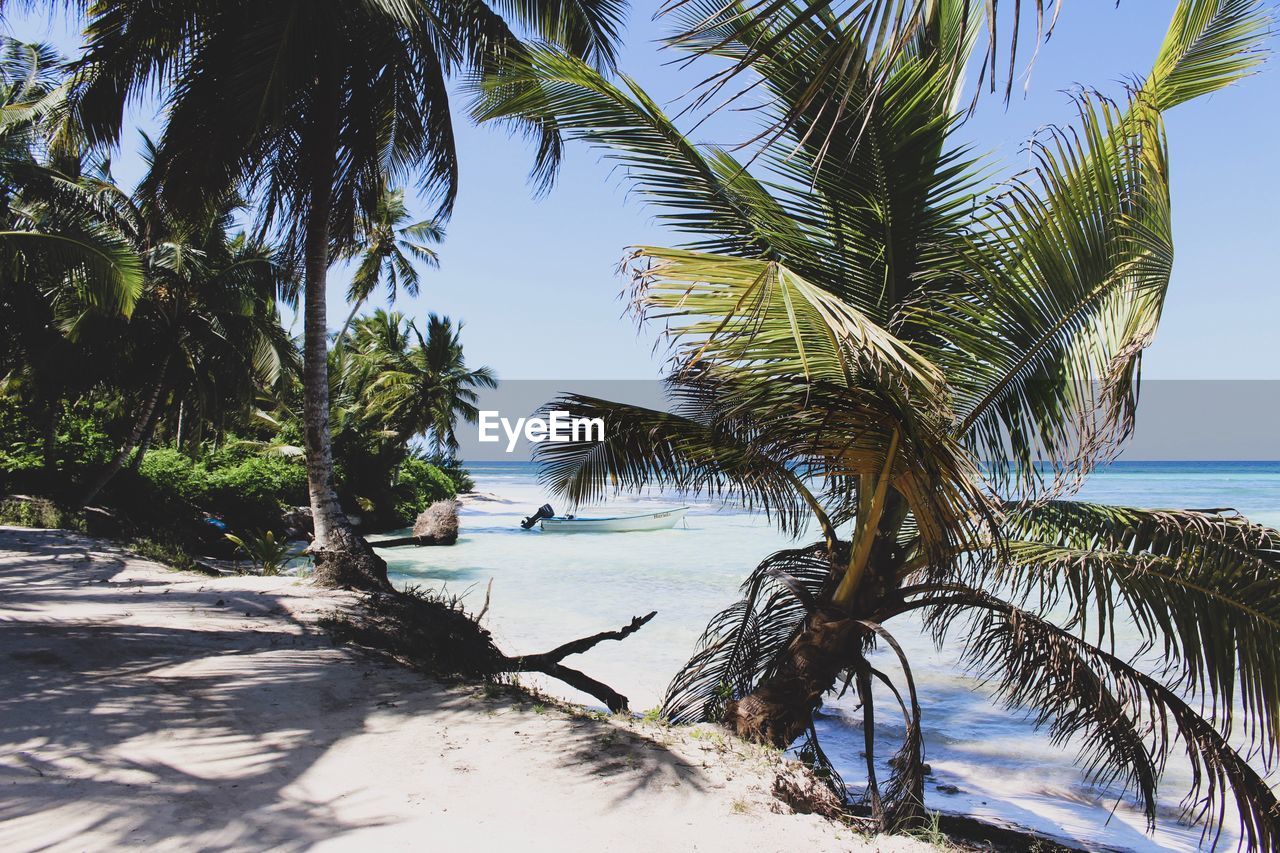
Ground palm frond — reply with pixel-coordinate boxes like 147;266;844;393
911;589;1280;848
531;389;825;538
991;501;1280;761
471;47;815;261
920;0;1268;495
662;542;838;723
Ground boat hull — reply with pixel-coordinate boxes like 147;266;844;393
540;507;688;533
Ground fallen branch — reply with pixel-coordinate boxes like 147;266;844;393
329;590;656;714
502;611;657;712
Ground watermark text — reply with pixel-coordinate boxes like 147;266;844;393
478;410;605;453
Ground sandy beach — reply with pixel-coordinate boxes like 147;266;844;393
0;526;935;852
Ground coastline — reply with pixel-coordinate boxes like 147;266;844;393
385;464;1274;852
0;525;935;852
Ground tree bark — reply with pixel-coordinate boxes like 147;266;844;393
725;606;860;747
333;295;367;349
300;73;389;592
79;353;171;506
129;402;161;472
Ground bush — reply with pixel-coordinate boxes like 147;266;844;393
434;458;475;493
0;496;84;530
137;448;208;506
206;455;308;528
0;399;41;473
392;457;456;525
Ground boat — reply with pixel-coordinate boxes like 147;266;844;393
528;506;690;533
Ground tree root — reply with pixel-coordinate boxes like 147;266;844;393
501;612;657;712
325;588;655;712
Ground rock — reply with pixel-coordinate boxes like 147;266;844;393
936;783;960;795
281;506;313;539
770;764;844;819
411;500;460;545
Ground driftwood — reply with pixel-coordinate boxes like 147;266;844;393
374;534;437;548
501;611;657;712
334;589;657;714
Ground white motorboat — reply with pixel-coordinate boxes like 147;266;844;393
535;506;689;533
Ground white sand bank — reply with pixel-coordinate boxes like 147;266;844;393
0;526;931;852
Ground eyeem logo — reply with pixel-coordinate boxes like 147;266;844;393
478;410;605;453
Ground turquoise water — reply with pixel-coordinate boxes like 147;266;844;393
380;461;1280;851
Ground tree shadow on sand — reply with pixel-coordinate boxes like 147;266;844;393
0;527;709;850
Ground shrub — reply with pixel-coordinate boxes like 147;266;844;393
137;448;208;506
0;496;84;530
434;458;475;493
204;455;308;532
225;529;292;575
392;457;456;524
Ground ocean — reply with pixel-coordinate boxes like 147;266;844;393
380;461;1280;851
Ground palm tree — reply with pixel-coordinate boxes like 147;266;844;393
476;0;1280;844
334;187;444;347
0;38;143;476
72;161;297;504
56;0;626;589
349;310;496;457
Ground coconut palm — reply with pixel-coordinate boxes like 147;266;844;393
334;187;444;347
476;0;1279;844
72;162;298;504
55;0;626;589
349;310;497;457
0;38;142;475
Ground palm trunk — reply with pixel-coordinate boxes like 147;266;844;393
129;401;162;472
727;491;911;742
726;604;860;746
333;295;367;349
300;76;389;591
79;354;171;506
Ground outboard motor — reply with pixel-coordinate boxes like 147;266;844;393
520;504;555;530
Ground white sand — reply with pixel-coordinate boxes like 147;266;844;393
0;527;933;852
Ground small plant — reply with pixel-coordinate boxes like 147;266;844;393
130;534;198;572
225;529;291;575
730;799;750;815
902;810;950;848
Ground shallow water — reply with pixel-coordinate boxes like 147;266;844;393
381;461;1280;851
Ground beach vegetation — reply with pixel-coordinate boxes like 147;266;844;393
479;0;1280;844
224;529;292;576
0;39;484;560
47;0;625;591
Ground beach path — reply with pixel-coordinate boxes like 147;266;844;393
0;526;924;852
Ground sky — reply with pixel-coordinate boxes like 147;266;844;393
6;2;1278;382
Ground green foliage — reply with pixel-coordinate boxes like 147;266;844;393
206;455;308;528
137;448;207;506
128;532;199;573
433;458;474;493
0;400;41;472
124;445;308;537
392;456;456;523
225;529;291;575
0;496;84;531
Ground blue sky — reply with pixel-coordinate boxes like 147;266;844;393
7;2;1278;381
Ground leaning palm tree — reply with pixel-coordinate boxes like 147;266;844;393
334;187;444;347
55;0;626;589
476;0;1279;844
351;310;497;457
